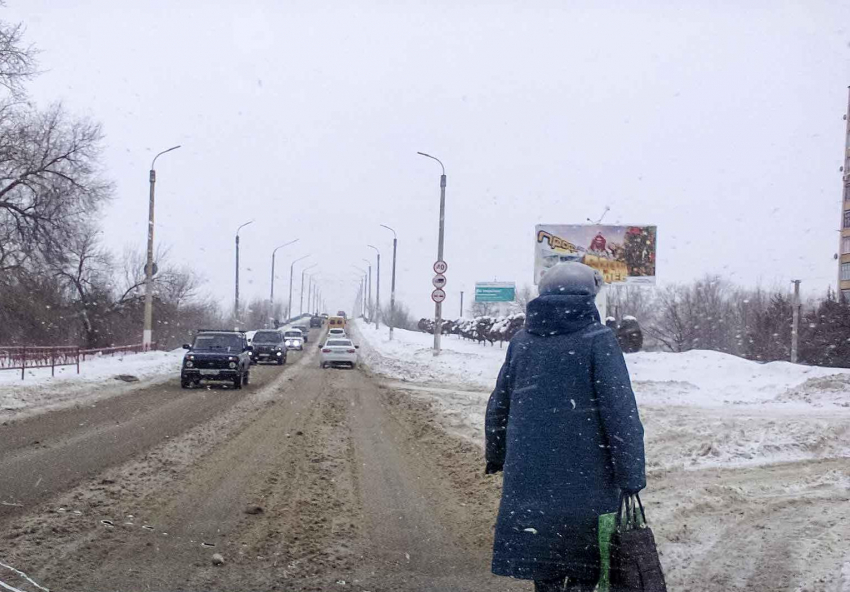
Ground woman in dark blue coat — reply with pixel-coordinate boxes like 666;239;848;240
485;262;646;592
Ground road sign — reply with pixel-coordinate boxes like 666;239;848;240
433;260;448;274
475;282;516;303
432;274;447;288
431;288;446;303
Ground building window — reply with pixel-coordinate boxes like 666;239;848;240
843;290;850;302
844;211;850;228
843;237;850;254
841;263;850;281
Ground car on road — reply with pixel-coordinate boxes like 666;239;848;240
310;315;323;328
250;330;287;365
283;329;304;350
328;328;346;338
293;324;311;343
181;330;251;389
320;338;359;369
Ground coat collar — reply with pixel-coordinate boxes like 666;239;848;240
525;294;600;336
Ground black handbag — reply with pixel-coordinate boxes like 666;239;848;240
609;493;668;592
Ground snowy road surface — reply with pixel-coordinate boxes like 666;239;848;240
1;321;849;591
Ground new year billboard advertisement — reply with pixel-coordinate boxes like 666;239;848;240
534;224;657;285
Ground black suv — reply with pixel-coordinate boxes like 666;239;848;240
250;330;287;365
181;330;252;389
310;315;323;328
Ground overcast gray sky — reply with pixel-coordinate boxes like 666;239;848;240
7;0;850;318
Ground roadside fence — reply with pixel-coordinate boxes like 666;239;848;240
0;343;156;380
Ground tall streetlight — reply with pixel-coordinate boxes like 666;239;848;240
234;220;254;321
380;224;398;340
418;151;447;356
288;254;311;320
270;239;299;305
300;264;317;315
361;258;372;320
352;265;367;317
305;270;319;315
143;145;181;350
367;245;381;330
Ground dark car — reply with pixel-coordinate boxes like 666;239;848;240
310;315;323;328
250;330;287;365
293;324;310;343
181;330;252;389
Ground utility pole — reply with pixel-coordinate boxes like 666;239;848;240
381;225;398;340
460;291;464;318
368;245;381;330
143;145;181;350
362;259;372;320
288;255;310;320
300;264;317;315
234;220;254;322
838;87;850;299
418;151;447;356
791;279;801;363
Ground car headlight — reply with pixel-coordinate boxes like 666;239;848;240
228;361;237;369
276;351;282;356
185;360;194;368
228;356;237;361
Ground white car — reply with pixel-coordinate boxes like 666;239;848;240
320;338;358;369
283;329;304;350
327;328;346;338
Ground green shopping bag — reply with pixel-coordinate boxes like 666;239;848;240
597;511;618;592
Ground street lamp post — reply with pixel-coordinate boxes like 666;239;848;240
143;145;181;350
270;239;299;322
300;264;317;315
234;220;254;323
418;151;447;356
352;266;367;318
361;258;372;320
288;255;311;320
367;245;381;330
380;224;397;340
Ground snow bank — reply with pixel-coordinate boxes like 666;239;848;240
354;320;850;408
353;320;850;469
0;349;185;419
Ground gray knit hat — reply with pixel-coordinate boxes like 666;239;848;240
539;262;603;296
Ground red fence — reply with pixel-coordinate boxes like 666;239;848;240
0;343;155;380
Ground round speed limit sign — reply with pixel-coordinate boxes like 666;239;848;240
433;260;448;274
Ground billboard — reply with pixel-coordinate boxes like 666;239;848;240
475;282;516;302
534;224;657;285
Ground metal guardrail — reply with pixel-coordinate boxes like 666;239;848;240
0;343;155;380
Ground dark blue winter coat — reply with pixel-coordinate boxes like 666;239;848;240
485;293;646;582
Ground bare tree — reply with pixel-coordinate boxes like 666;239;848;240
0;12;38;98
0;103;112;270
50;225;113;347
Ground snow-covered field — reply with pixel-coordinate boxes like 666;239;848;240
353;320;850;470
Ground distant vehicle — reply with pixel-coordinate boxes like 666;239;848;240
310;315;323;328
320;313;329;319
283;329;304;350
328;328;346;338
293;324;310;342
328;316;345;330
320;338;359;369
250;330;287;365
337;310;347;319
181;330;251;389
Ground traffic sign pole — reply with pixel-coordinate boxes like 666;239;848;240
434;174;447;356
